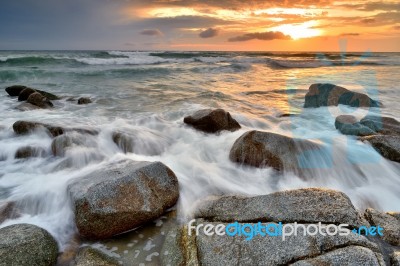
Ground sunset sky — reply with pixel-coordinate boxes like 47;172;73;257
1;0;399;51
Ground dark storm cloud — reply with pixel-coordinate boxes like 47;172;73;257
199;28;219;38
228;31;291;42
140;29;164;36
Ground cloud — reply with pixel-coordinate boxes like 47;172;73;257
199;28;219;38
340;33;360;36
140;29;163;36
228;31;291;42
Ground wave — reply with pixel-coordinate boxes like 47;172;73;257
267;59;391;69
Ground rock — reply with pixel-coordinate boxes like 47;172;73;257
0;202;16;224
364;208;400;246
5;85;27;96
15;102;42;111
360;116;400;136
195;188;366;227
304;83;380;108
78;97;92;105
335;115;376;136
391;251;400;266
13;120;63;137
18;87;36;101
35;89;59;101
291;246;382;266
112;130;170;156
27;92;53;108
73;246;119;266
229;130;323;174
68;159;179;239
0;223;58;266
361;135;400;163
184;109;241;133
15;146;46;159
51;134;85;156
191;220;381;266
387;212;400;221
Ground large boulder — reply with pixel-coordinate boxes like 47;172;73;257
5;85;27;96
360;116;400;136
194;188;367;227
15;146;46;159
68;159;179;239
35;89;59;101
18;87;36;101
0;224;58;266
360;135;400;163
365;208;400;246
335;115;376;136
73;246;120;266
184;109;241;133
229;130;323;174
304;83;380;108
27;92;53;108
13;121;63;137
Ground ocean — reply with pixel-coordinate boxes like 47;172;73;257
0;50;400;258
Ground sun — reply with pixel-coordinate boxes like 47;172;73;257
270;21;322;40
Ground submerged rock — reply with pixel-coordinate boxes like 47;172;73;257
73;246;119;266
68;159;179;239
184;109;241;133
13;120;63;137
18;87;36;101
15;146;46;159
195;188;367;227
51;134;85;156
360;116;400;136
77;97;92;105
335;115;376;136
360;135;400;163
5;85;27;96
0;224;58;266
304;83;380;108
365;208;400;246
0;201;16;224
229;130;323;174
15;102;42;111
27;92;53;108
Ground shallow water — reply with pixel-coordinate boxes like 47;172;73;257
0;51;399;250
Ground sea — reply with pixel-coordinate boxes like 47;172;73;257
0;50;399;257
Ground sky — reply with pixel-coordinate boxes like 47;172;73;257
0;0;399;51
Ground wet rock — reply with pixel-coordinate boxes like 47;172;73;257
291;246;382;266
18;87;36;101
68;159;179;239
35;89;59;101
387;212;400;221
365;208;400;246
360;135;400;163
15;146;46;159
391;251;400;266
0;223;58;266
229;130;323;174
0;202;16;224
5;85;27;96
112;130;170;156
304;83;380;108
335;115;376;136
184;108;241;133
360;116;400;136
27;92;53;108
15;102;42;111
195;188;367;227
13;120;64;137
73;246;119;266
51;134;85;156
78;97;92;105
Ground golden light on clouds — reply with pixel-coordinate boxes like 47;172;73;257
270;21;323;40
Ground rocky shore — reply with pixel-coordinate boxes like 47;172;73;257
1;83;399;265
